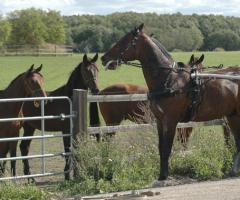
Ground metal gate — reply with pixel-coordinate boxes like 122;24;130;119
0;96;74;180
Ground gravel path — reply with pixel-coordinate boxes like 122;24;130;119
76;177;240;200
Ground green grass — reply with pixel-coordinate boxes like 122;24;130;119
60;125;234;196
0;182;53;200
0;54;147;90
0;52;240;198
1;51;240;91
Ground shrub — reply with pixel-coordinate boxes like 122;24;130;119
0;183;52;200
64;132;159;195
170;126;233;180
214;47;225;51
60;125;234;196
172;48;183;52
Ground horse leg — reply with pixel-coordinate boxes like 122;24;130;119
226;115;240;175
0;143;9;176
20;123;35;182
63;132;71;180
157;119;177;180
10;141;18;176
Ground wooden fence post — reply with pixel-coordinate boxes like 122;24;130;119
72;89;88;178
73;89;88;139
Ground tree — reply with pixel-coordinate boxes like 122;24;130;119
0;15;11;47
7;8;66;46
205;30;240;51
44;10;66;44
64;12;240;51
7;8;47;45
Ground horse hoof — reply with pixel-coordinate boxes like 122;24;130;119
158;174;168;181
152;180;166;187
152;179;175;187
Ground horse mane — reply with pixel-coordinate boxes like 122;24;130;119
5;72;25;89
64;62;85;96
66;63;82;85
150;37;174;63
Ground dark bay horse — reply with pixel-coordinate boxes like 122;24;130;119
101;23;240;181
97;55;199;147
21;54;99;180
0;65;46;177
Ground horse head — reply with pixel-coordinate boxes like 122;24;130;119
188;54;204;72
23;64;47;98
81;53;99;94
101;23;144;70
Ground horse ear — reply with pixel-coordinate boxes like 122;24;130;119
189;54;195;64
91;53;98;63
194;54;204;65
27;64;34;73
83;54;88;64
199;54;204;63
138;23;144;31
35;64;43;73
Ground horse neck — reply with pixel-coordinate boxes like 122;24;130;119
137;35;174;92
2;76;26;116
51;69;87;98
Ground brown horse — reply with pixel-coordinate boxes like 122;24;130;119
21;53;99;180
101;23;240;181
96;55;203;148
0;65;46;177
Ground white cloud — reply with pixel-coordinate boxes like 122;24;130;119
0;0;240;16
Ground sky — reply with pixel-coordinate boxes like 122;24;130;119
0;0;240;16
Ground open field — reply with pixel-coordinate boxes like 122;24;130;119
1;51;240;90
0;51;240;196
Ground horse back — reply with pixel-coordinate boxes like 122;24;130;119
99;83;149;124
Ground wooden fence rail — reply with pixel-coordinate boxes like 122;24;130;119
88;119;225;135
72;90;225;139
0;45;73;56
72;89;225;179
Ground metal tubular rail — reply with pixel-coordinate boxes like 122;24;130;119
0;114;74;123
0;152;72;162
0;96;74;181
0;133;72;142
191;72;240;80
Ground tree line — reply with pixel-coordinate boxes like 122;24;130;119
1;8;240;52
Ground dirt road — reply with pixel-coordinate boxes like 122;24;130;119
77;177;240;200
